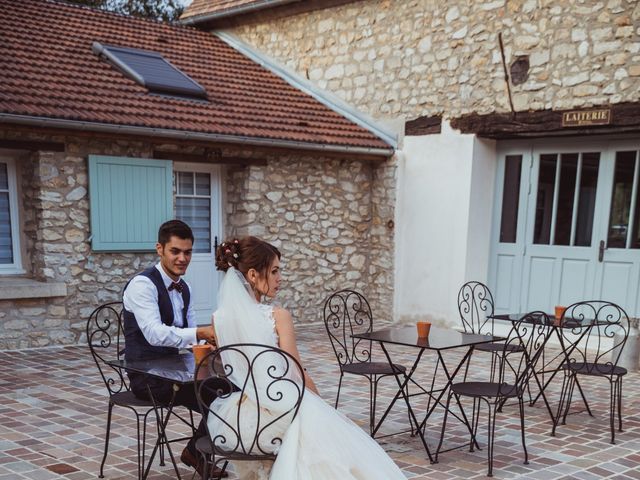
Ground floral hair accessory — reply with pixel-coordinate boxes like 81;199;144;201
233;253;238;259
225;248;231;254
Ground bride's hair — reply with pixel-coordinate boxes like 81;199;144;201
215;236;281;278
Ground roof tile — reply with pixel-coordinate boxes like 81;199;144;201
0;0;389;151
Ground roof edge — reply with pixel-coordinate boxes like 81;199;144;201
214;30;398;149
180;0;298;24
0;114;394;157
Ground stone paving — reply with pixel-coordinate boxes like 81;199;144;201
0;322;639;479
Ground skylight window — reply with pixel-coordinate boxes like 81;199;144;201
92;42;207;100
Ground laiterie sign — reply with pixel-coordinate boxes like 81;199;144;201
562;109;611;127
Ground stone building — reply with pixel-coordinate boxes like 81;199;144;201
181;0;640;323
0;0;395;348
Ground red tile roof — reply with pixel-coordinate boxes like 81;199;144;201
181;0;293;20
0;0;391;152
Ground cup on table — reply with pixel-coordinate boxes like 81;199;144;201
416;321;432;338
554;306;566;325
192;343;213;366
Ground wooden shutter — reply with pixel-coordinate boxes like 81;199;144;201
88;155;172;251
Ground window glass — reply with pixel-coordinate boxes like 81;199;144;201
0;162;14;264
175;171;211;253
533;154;557;244
195;172;210;196
574;153;599;247
499;155;522;243
177;171;194;195
554;153;578;245
607;151;636;248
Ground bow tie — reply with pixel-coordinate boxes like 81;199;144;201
168;281;183;293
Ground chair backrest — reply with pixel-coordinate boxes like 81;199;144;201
195;343;305;460
86;301;129;396
497;311;552;390
458;281;495;335
323;289;374;366
559;300;630;374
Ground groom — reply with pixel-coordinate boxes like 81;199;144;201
122;219;225;477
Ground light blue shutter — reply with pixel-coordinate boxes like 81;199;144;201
88;155;173;251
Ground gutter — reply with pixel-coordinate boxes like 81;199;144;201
0;114;394;157
180;0;298;25
215;31;398;149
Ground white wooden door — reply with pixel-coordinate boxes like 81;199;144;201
592;142;640;315
490;138;640;316
174;163;222;325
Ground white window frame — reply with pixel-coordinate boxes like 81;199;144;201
0;155;24;274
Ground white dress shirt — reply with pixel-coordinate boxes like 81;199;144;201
123;263;197;348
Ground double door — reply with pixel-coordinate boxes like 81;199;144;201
489;138;640;316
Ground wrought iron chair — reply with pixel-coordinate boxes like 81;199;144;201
323;289;409;435
552;301;630;443
458;282;525;382
436;311;552;477
194;343;305;480
87;301;163;479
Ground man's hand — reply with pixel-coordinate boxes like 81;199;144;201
196;326;216;346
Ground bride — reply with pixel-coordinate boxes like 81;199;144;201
208;236;406;479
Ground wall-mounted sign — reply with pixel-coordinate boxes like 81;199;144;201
562;109;611;127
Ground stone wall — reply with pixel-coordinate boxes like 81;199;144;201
0;130;394;348
230;0;640;120
224;154;396;325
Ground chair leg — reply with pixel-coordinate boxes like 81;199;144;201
370;376;378;436
134;413;143;480
157;408;165;466
335;372;344;409
617;378;623;433
470;398;480;452
609;380;616;444
486;401;497;477
518;396;529;465
435;391;453;463
552;372;570;436
99;401;115;478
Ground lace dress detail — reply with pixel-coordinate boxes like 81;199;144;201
257;304;278;346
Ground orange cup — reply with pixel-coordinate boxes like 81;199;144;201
417;321;432;338
554;306;566;324
192;344;213;366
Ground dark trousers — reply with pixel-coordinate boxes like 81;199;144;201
129;373;209;455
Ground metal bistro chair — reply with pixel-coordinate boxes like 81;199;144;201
552;301;630;444
194;344;305;480
436;311;552;477
323;289;409;436
86;301;164;479
458;282;525;384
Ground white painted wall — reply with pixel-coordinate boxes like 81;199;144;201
394;123;497;326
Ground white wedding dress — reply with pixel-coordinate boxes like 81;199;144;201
208;268;406;480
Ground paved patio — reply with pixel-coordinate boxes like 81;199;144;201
1;322;639;479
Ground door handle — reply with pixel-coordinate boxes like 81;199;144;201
598;240;606;262
214;235;218;252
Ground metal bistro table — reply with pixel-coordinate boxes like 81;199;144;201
106;352;200;480
491;313;608;424
352;326;503;462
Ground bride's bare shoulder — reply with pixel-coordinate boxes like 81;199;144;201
272;306;293;325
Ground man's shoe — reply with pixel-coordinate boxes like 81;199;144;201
180;447;228;478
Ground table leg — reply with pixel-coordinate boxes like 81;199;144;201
377;343;434;463
424;348;481;452
531;327;592;416
143;384;182;480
